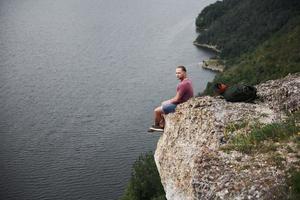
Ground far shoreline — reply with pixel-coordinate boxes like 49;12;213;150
193;42;225;73
193;41;221;53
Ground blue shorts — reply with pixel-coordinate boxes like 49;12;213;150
162;103;177;114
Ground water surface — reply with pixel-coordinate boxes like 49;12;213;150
0;0;216;199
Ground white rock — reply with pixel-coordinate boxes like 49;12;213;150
155;73;300;200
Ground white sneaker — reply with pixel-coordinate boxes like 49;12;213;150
148;125;164;132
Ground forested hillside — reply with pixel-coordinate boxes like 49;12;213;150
195;0;300;94
195;0;300;59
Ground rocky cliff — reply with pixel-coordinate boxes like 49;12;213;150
154;73;300;200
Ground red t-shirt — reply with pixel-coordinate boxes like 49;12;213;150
176;78;194;104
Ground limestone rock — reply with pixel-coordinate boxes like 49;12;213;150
155;73;300;200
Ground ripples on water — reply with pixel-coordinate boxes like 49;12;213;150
0;0;216;199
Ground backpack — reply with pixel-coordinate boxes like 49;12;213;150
222;84;257;102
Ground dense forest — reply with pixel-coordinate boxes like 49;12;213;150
196;0;300;59
195;0;300;94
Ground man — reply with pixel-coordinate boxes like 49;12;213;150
148;66;194;132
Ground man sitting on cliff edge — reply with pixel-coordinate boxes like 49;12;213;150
148;66;194;132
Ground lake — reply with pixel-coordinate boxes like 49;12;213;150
0;0;216;199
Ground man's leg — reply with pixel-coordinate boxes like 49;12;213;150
148;106;164;132
154;106;164;128
149;103;176;132
159;118;165;128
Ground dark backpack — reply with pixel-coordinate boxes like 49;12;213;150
222;84;257;102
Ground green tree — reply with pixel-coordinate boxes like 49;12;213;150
121;152;166;200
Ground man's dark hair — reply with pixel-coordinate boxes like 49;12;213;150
177;65;186;72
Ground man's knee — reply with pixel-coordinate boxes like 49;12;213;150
154;106;163;114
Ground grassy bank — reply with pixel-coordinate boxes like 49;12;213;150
221;112;300;199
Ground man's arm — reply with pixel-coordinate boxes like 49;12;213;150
162;91;182;105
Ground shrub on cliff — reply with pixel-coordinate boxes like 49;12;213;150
222;111;300;154
121;152;166;200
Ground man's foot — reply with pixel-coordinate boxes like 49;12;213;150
148;125;164;132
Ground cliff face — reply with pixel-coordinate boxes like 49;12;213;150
154;73;300;200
